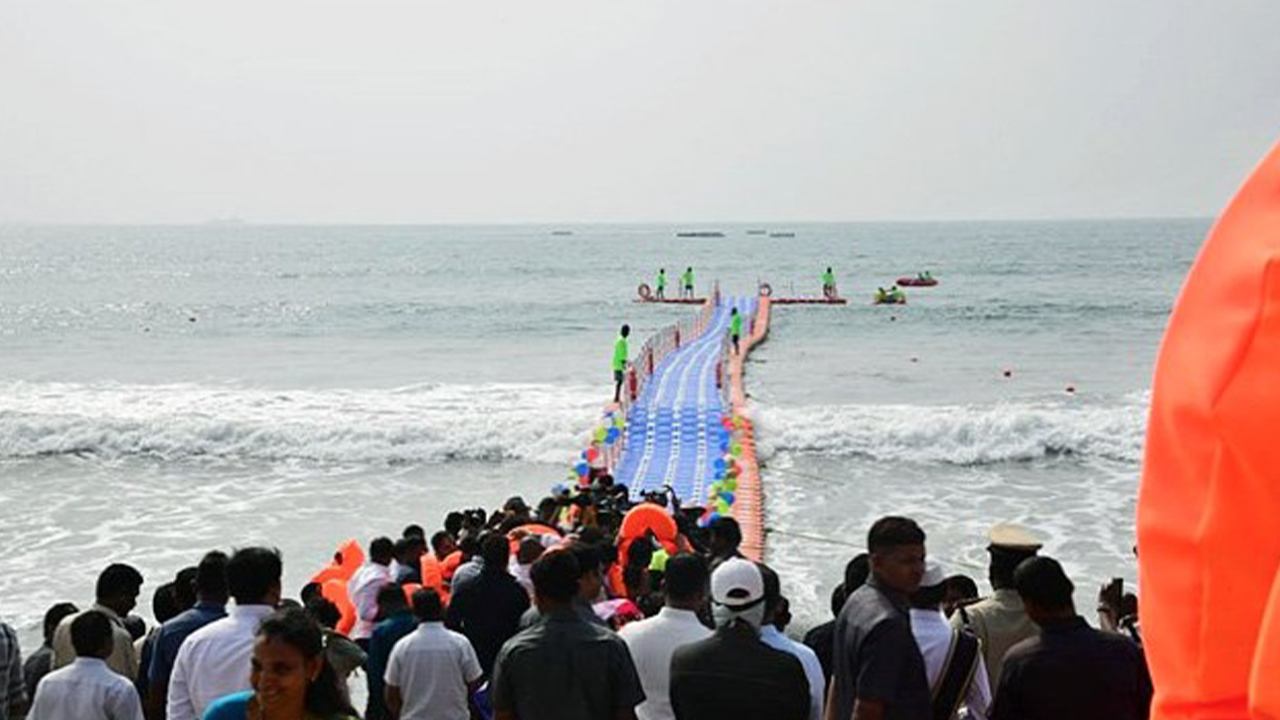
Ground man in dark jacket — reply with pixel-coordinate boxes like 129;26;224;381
670;558;808;720
992;557;1152;720
446;533;530;677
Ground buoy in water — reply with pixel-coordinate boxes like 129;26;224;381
1003;369;1013;378
1066;385;1076;394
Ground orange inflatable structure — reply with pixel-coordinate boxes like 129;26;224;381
310;539;365;636
310;538;364;585
1138;137;1280;719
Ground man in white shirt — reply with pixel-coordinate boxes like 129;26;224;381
348;537;395;645
912;562;992;720
29;610;144;720
618;553;712;720
385;588;483;720
166;547;281;720
758;564;825;720
51;563;144;681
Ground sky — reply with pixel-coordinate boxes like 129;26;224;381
2;1;1280;224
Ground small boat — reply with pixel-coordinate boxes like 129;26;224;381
551;230;574;236
897;275;937;287
746;229;767;235
769;232;796;238
676;231;726;238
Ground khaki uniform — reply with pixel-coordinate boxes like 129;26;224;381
953;523;1044;692
52;605;139;681
952;589;1038;690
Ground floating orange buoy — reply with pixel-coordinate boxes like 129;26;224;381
1139;136;1280;720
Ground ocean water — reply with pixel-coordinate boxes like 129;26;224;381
0;220;1205;644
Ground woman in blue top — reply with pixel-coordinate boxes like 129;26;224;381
203;608;358;720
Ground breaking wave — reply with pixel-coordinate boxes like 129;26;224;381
755;394;1148;465
0;381;602;464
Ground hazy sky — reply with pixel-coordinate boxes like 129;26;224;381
3;1;1280;223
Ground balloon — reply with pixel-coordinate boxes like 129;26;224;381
575;463;589;476
614;416;626;429
713;458;726;470
713;470;725;480
724;478;738;492
720;491;735;505
730;444;743;457
607;427;620;441
715;499;731;514
586;447;599;462
708;512;721;522
595;427;607;442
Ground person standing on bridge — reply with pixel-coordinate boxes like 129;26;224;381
730;308;743;355
656;269;667;301
681;267;695;299
822;267;836;298
613;324;630;404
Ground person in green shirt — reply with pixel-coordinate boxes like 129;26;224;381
613;324;630;403
729;308;743;354
681;267;695;299
656;268;667;300
822;267;836;298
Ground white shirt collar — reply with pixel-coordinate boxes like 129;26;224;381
229;603;276;619
658;606;703;623
91;604;122;623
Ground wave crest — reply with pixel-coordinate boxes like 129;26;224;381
756;396;1147;465
0;381;602;464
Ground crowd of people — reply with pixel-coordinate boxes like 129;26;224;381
0;478;1151;720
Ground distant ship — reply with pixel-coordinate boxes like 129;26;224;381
769;232;796;238
746;229;768;235
676;231;725;238
551;230;574;236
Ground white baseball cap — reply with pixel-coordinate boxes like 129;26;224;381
921;560;947;588
711;558;765;608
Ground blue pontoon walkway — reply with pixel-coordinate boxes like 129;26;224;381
614;296;757;502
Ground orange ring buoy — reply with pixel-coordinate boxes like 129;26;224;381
619;503;678;542
759;282;773;297
638;283;653;300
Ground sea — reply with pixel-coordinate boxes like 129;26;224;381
0;220;1205;646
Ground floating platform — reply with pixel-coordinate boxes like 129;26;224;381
633;297;709;304
771;297;847;305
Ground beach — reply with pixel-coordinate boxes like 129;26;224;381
0;219;1203;646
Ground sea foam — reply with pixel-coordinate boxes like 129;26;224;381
0;381;602;464
755;393;1148;465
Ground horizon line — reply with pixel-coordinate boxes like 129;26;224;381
0;215;1215;228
